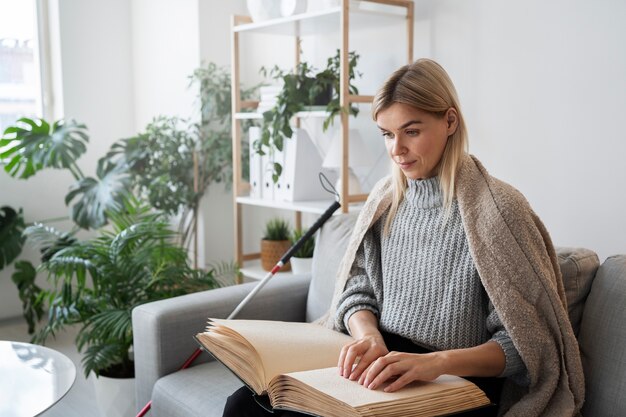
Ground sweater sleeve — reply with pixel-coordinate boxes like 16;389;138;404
334;226;382;334
486;302;530;386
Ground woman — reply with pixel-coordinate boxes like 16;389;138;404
327;58;584;416
224;59;584;416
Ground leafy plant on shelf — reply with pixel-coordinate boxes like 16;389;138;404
263;218;291;241
290;228;315;259
255;50;361;182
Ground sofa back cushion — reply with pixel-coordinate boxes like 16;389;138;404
306;213;358;322
578;255;626;416
556;247;600;335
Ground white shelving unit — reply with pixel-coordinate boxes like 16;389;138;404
231;0;414;281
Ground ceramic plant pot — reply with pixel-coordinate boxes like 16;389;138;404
290;256;313;274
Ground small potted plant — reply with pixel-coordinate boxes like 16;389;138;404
260;218;291;271
254;50;361;182
289;228;315;274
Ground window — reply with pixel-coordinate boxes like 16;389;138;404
0;0;43;133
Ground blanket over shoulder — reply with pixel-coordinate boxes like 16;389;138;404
319;154;584;416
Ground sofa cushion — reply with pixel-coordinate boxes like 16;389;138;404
555;247;600;336
578;255;626;417
306;213;358;322
151;361;242;417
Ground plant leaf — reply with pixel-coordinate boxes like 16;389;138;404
23;223;77;262
65;158;131;229
11;261;43;334
0;206;26;269
0;118;88;179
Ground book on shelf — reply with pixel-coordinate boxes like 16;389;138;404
195;319;491;417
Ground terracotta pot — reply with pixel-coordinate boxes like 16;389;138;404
260;239;291;271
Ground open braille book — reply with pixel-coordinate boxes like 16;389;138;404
195;319;490;417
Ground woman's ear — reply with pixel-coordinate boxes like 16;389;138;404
446;108;459;136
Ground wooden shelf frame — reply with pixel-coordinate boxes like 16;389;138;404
230;0;414;277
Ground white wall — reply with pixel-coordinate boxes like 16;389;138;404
131;0;201;128
2;0;624;319
418;0;626;261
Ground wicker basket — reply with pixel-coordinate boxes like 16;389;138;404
260;239;292;271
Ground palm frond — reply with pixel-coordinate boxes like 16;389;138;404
207;260;240;286
0;206;25;269
81;342;130;378
23;223;77;262
76;309;132;352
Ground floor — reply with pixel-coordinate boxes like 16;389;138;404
0;317;108;417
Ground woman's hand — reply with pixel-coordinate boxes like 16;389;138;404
339;310;388;380
360;351;446;392
338;334;389;380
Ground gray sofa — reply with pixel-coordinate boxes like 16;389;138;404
132;214;626;416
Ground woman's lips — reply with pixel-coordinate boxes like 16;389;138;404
397;160;415;169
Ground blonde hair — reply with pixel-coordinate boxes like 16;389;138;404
372;58;468;233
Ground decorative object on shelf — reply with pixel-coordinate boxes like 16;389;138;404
280;0;307;17
289;228;315;274
254;50;361;183
246;0;282;22
322;129;374;194
260;218;292;271
274;128;329;202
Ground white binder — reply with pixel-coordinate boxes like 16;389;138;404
248;127;263;199
275;129;328;202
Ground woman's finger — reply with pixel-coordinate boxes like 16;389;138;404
383;372;414;392
342;343;365;378
349;349;380;381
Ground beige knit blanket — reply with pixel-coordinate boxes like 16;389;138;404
319;154;584;416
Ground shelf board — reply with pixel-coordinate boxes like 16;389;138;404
240;259;293;281
234;110;330;120
236;196;363;214
234;3;407;37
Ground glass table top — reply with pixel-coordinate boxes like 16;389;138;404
0;341;76;417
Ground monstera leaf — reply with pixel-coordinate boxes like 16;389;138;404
65;158;131;229
0;118;88;179
0;206;26;270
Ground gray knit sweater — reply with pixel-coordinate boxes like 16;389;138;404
335;176;527;380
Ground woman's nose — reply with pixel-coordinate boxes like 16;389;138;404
390;136;406;156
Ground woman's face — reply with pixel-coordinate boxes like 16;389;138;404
377;102;458;180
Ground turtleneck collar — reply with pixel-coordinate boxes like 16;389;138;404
405;176;442;209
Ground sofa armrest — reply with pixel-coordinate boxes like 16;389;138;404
132;273;311;411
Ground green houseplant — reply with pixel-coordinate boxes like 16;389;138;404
0;61;253;379
23;200;227;378
260;218;292;272
255;50;361;182
289;228;315;274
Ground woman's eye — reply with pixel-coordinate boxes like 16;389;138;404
406;130;420;136
381;131;393;139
